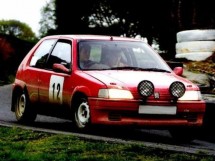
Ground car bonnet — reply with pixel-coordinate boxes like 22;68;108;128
85;70;196;89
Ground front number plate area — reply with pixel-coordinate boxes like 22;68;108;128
138;105;177;115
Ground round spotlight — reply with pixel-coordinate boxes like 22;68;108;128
169;81;185;98
138;80;154;97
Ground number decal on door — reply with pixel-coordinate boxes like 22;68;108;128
52;83;61;101
49;75;64;104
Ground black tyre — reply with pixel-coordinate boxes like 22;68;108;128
72;97;91;130
14;90;37;123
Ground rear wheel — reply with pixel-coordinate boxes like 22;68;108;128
14;90;37;123
72;97;91;130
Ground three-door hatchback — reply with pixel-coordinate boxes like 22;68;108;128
11;35;206;141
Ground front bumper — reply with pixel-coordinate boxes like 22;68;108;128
89;98;206;127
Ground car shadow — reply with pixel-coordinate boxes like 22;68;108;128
10;117;215;145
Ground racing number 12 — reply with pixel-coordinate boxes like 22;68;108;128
49;75;64;104
52;83;61;101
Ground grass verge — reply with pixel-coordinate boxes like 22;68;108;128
0;126;214;161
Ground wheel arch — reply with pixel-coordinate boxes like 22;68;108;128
70;86;91;109
70;91;88;111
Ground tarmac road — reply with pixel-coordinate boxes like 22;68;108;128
1;84;215;156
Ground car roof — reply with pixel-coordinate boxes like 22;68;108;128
43;34;144;42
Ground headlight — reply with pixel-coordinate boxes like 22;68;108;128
138;80;154;97
178;91;202;101
169;81;185;98
98;89;133;99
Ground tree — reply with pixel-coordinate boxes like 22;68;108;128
52;0;175;54
54;0;95;34
0;20;37;42
39;0;57;38
41;0;215;60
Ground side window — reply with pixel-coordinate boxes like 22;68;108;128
46;40;71;69
30;39;56;68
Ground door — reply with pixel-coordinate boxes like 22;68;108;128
38;39;72;109
27;39;57;103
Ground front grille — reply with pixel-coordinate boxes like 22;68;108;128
108;112;198;122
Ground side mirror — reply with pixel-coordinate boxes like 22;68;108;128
53;63;71;74
173;67;183;76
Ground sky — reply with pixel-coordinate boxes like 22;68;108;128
0;0;50;36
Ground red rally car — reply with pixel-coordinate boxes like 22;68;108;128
11;35;205;141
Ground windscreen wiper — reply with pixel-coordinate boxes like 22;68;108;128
143;68;171;73
109;66;170;73
110;66;145;70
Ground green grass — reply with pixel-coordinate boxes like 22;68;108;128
0;126;214;161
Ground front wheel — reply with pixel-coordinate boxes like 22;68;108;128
14;90;37;123
72;97;91;130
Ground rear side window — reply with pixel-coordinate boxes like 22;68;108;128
30;39;57;68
